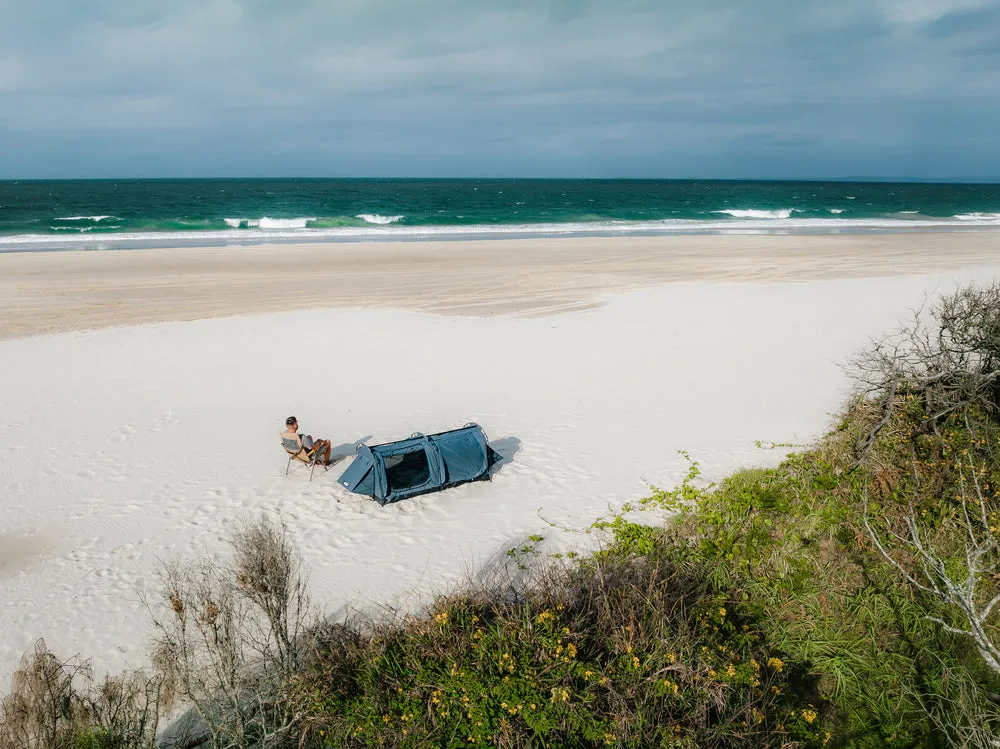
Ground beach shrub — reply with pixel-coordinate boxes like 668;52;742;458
626;282;1000;748
0;640;161;749
148;516;313;748
290;552;827;748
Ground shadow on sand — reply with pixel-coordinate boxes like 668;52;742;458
330;435;373;462
488;436;522;477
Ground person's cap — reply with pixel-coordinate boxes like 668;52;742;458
285;416;297;426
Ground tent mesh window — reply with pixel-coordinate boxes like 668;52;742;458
384;449;431;493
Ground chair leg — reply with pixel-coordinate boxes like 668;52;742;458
309;460;316;482
286;456;293;476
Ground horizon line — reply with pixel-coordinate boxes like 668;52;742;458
2;176;999;185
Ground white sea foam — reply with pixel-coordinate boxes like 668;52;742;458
829;209;844;214
223;217;314;229
357;214;404;224
258;217;315;229
713;209;799;219
55;215;118;222
954;212;1000;221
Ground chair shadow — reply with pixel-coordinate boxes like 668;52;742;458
330;435;373;462
488;436;522;477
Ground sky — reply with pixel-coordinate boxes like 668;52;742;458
1;0;998;179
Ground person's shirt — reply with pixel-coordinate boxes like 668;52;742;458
280;430;304;451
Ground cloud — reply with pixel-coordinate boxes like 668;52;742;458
0;0;997;178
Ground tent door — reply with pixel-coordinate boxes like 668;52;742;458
383;447;434;496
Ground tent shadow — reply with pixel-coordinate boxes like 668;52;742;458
488;436;522;477
331;435;373;461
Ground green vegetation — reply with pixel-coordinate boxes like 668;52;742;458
4;281;1000;747
292;548;825;747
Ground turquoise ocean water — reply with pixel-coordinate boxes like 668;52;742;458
1;179;999;251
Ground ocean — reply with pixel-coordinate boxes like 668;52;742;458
1;178;999;251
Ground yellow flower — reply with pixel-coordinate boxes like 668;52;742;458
801;708;817;724
382;715;390;723
552;688;570;702
435;611;449;625
718;607;726;617
767;657;784;672
566;643;577;658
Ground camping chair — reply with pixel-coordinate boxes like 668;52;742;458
281;433;329;481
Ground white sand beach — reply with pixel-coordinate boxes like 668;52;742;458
1;233;999;683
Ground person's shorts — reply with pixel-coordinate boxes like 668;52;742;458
301;436;315;450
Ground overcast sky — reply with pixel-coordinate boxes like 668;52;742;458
1;0;998;179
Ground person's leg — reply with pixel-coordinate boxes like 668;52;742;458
318;439;332;465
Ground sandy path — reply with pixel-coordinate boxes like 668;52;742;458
2;232;998;339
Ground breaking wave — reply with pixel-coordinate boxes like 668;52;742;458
356;214;404;224
51;225;122;232
223;217;316;229
712;209;800;219
954;212;1000;221
55;216;119;222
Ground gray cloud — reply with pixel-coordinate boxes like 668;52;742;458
0;0;998;178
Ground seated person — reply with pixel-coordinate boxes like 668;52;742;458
281;416;332;466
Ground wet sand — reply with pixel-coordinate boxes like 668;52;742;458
1;232;998;340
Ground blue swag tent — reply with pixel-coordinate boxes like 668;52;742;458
337;423;500;505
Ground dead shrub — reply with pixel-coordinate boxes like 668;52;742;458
0;639;161;749
148;516;313;748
